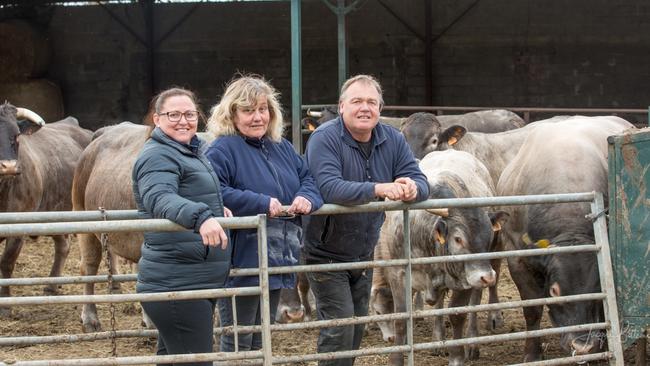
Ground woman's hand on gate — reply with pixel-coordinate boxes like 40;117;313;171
199;217;229;249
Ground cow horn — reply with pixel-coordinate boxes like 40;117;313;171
425;208;449;217
306;109;322;118
16;108;45;126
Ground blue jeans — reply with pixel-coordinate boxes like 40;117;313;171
141;298;216;366
217;289;281;352
307;267;373;366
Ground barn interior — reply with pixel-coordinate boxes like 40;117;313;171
1;2;649;365
1;0;648;140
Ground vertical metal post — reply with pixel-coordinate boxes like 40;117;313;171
336;0;348;90
291;0;303;153
141;0;156;96
424;0;432;106
591;192;624;366
257;214;273;365
402;209;414;366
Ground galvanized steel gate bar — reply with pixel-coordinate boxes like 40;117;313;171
0;193;625;365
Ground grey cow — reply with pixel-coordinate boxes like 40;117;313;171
373;149;507;366
496;115;635;361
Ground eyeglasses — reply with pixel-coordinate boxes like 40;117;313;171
158;110;199;122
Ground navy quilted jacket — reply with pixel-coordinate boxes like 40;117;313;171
132;127;231;293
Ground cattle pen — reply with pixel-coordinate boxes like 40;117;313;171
0;190;630;365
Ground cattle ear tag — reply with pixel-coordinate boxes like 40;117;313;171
536;239;551;249
521;233;532;245
435;231;446;245
492;222;502;232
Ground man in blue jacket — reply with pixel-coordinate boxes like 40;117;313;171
304;74;430;365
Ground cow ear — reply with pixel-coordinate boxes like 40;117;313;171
433;219;447;245
301;117;319;131
17;119;43;135
439;125;466;146
489;211;510;232
549;282;561;297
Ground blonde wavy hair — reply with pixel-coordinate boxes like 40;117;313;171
207;75;284;142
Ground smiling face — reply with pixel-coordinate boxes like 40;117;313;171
339;80;382;142
233;95;270;139
153;95;198;144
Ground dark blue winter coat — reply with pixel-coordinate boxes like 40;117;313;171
133;127;231;293
303;117;429;262
205;135;323;289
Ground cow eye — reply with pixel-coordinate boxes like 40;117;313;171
430;138;438;146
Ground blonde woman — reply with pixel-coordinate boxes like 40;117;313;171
205;75;323;352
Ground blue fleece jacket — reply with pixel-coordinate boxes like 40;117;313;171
303;117;429;262
205;135;323;289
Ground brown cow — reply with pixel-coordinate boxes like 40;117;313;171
72;122;151;332
0;103;92;316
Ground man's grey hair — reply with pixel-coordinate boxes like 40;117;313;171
339;74;384;107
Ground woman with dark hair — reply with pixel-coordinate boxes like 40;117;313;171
132;87;231;365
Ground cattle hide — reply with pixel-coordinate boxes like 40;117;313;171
496;115;635;361
0;102;92;316
377;150;505;366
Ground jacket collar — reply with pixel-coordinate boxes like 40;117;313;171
335;116;387;149
242;134;267;148
151;127;203;155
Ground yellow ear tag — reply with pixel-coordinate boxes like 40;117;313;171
536;239;551;249
448;137;458;146
435;231;446;245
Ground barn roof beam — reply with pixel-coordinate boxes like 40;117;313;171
376;0;424;41
320;0;366;90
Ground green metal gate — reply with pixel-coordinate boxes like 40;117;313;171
607;128;650;352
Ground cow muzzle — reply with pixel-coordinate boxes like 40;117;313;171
278;305;305;324
465;262;497;288
570;336;598;355
0;160;20;175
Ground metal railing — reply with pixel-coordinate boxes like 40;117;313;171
301;104;649;125
0;192;625;365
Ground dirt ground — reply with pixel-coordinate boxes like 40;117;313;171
0;236;647;365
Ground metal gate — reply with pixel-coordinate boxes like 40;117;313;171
0;192;625;365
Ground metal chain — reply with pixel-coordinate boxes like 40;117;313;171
99;207;117;357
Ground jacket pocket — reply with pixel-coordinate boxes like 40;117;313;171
320;215;333;243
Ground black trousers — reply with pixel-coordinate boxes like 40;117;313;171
307;267;373;366
141;298;217;366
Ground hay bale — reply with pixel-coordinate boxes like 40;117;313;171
0;79;64;123
0;20;51;81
